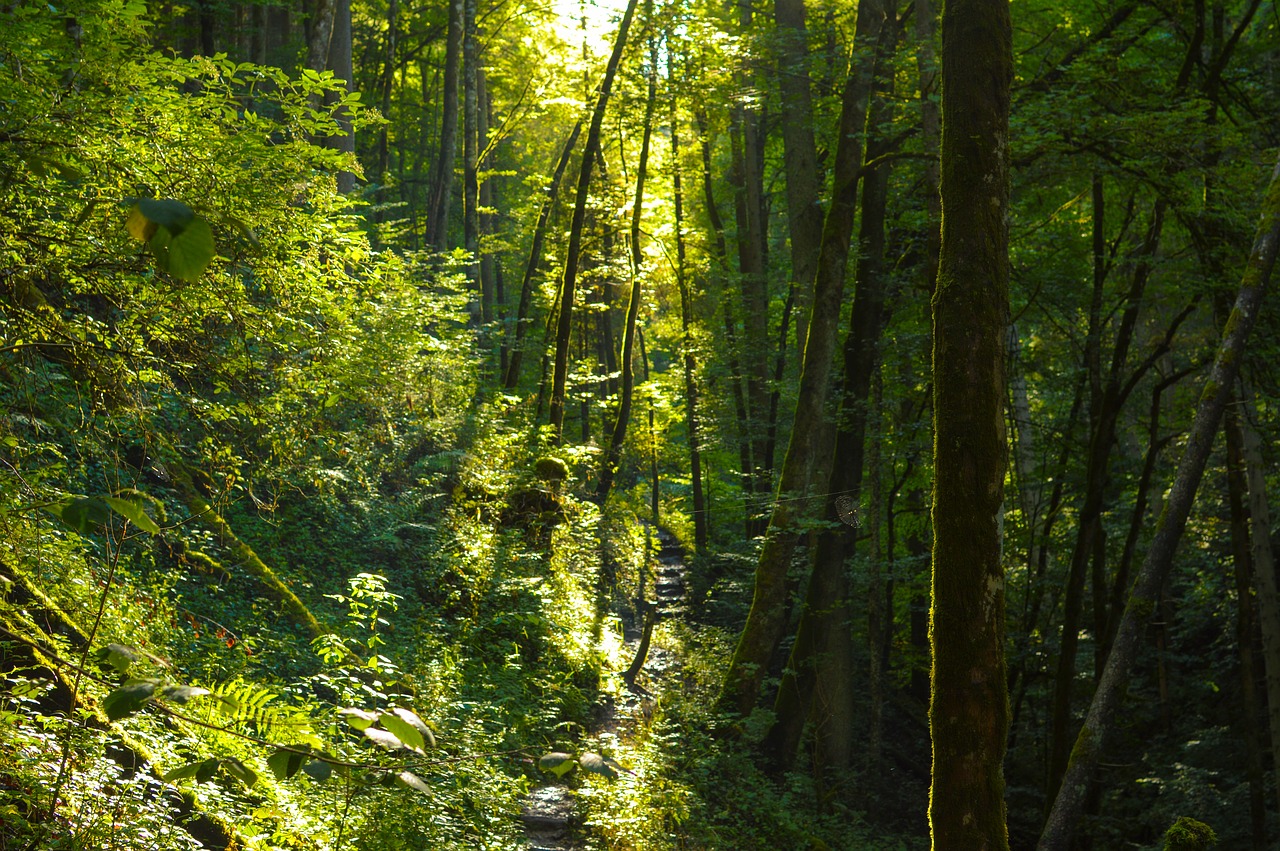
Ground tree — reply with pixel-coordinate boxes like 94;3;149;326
927;0;1013;848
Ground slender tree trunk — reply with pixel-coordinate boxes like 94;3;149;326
548;0;640;440
928;0;1012;845
596;9;657;506
772;0;823;359
376;0;397;182
1038;151;1280;851
462;0;482;318
1238;389;1280;820
503;122;582;389
324;0;355;193
478;69;497;329
1226;400;1268;850
669;53;707;555
427;0;462;249
716;0;892;720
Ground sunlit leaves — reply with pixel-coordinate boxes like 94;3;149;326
125;198;216;282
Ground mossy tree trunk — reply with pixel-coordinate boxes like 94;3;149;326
928;0;1012;846
715;0;891;720
1038;152;1280;851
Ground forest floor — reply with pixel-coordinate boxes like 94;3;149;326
519;526;688;850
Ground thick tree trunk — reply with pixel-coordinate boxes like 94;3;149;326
716;0;891;720
596;13;657;506
548;0;640;440
426;0;462;249
1038;152;1280;851
503;121;581;389
928;0;1012;847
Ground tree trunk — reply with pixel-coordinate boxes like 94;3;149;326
462;0;481;318
928;0;1012;846
548;0;640;440
427;0;462;249
503;121;581;389
596;9;657;506
716;0;892;720
669;52;707;554
1038;151;1280;851
324;0;355;193
305;0;335;73
1226;400;1268;850
1238;389;1280;821
772;0;823;360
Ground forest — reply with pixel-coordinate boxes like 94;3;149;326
1;0;1279;845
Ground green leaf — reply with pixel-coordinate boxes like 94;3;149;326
53;496;112;533
102;680;157;721
162;760;206;782
103;496;161;534
338;707;378;730
378;710;425;753
94;643;139;675
395;770;431;794
538;752;576;778
135;198;196;233
194;758;220;784
390;707;435;748
578;752;619;780
150;216;215;282
267;748;306;781
362;726;404;751
302;759;333;783
222;757;258;788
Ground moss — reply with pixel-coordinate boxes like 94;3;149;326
1162;816;1217;850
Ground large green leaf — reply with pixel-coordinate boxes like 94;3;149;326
302;759;333;783
378;710;425;753
396;770;431;794
578;752;619;780
362;726;404;751
102;679;157;721
267;748;306;781
338;707;378;730
135;198;196;233
157;684;210;704
222;757;258;788
94;643;139;675
103;496;161;534
538;752;576;778
51;496;112;534
149;216;215;282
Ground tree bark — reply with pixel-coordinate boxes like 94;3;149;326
716;0;892;720
596;10;657;506
548;0;640;440
928;0;1012;846
462;0;481;318
426;0;462;249
1038;151;1280;851
503;121;581;389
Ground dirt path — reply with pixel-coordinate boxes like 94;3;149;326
518;527;687;850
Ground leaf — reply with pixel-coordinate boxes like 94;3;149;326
302;759;332;783
194;758;220;784
162;760;206;782
150;216;215;282
135;198;196;233
157;684;210;704
267;748;306;781
362;726;404;751
53;496;112;533
222;756;258;788
396;770;431;794
94;643;139;674
103;496;161;534
102;680;157;721
538;752;576;778
390;707;435;748
337;707;378;730
578;752;619;780
378;710;425;753
126;205;158;241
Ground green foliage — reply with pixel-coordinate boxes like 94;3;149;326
1163;817;1218;850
